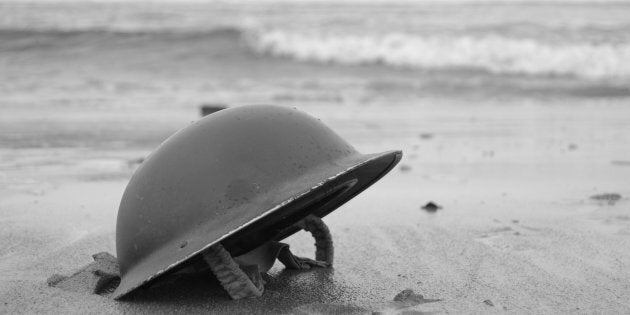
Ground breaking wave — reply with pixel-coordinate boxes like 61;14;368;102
249;30;630;79
3;25;630;82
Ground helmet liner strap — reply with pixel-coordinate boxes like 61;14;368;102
294;215;334;266
202;244;264;299
202;215;334;300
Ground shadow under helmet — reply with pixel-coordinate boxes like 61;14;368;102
113;105;402;299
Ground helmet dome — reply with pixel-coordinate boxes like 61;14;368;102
113;105;401;299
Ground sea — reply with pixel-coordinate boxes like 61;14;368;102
1;0;630;153
2;1;630;101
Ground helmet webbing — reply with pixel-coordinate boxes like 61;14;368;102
202;215;333;299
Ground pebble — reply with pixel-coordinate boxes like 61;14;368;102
421;202;442;212
399;164;412;172
590;193;622;205
393;289;424;304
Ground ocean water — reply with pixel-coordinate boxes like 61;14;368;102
1;0;630;102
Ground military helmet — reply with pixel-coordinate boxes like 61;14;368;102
113;105;402;299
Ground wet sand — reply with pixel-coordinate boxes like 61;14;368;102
1;99;630;313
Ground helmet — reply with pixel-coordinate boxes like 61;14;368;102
112;105;402;299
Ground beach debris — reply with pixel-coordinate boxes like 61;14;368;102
419;133;434;140
46;274;67;286
48;252;120;296
393;289;441;306
200;103;228;116
421;201;442;213
399;164;412;172
590;193;622;205
568;143;578;151
483;299;494;306
393;289;423;303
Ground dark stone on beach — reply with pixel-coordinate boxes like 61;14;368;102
48;252;120;296
421;202;442;212
200;104;228;116
419;133;434;140
399;164;412;172
568;143;578;151
483;299;494;306
394;289;424;304
393;289;441;306
590;193;622;205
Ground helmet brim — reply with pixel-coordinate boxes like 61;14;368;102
113;149;402;299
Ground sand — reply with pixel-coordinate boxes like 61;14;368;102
1;99;630;314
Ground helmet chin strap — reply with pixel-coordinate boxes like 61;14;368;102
201;215;333;300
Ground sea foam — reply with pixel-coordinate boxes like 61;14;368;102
249;30;630;79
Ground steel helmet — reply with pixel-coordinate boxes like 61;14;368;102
113;105;402;299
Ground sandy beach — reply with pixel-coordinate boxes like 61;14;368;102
2;1;630;313
2;98;629;313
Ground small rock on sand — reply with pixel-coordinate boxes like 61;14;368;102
421;202;442;213
393;289;441;306
393;289;424;304
399;164;412;172
419;133;434;140
590;193;622;205
483;299;494;306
